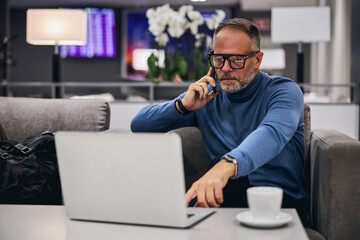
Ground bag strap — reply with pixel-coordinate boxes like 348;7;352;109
0;148;12;160
0;141;20;160
14;131;54;154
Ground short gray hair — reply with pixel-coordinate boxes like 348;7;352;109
214;18;261;50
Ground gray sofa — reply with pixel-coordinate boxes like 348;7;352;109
0;97;110;141
172;104;360;240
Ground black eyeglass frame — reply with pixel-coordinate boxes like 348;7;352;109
207;50;260;70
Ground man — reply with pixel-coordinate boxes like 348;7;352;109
131;18;308;223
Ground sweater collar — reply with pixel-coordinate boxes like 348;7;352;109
224;71;263;102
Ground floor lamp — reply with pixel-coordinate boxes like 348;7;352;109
26;9;87;98
271;7;330;85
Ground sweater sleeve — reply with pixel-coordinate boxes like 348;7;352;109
131;95;196;133
228;81;304;178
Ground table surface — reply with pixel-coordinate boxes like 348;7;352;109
0;205;309;240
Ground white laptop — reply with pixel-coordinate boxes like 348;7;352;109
55;131;215;228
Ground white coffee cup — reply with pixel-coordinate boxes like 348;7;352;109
247;186;283;220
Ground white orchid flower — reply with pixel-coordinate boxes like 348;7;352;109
162;8;175;25
167;12;187;38
168;23;186;38
146;8;156;19
187;10;203;23
147;5;175;37
146;3;224;52
194;33;205;48
149;24;164;36
212;9;226;29
195;40;201;48
206;35;213;49
148;18;167;36
195;33;205;40
179;5;194;17
188;22;199;35
215;10;226;22
155;33;169;47
206;18;216;30
156;3;171;14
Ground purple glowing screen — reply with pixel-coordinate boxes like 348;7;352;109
60;8;116;58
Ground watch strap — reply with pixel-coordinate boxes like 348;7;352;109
224;155;238;180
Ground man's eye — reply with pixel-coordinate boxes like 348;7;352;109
232;56;244;63
214;57;223;62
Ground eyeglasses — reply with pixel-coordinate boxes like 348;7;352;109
207;50;260;70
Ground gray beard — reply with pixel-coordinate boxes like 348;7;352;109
218;66;257;93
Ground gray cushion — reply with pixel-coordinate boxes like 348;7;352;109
171;127;209;190
0;97;110;141
310;129;360;240
306;228;326;240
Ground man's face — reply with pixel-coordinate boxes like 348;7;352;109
213;27;263;93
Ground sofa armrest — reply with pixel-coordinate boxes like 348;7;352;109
0;97;110;141
310;129;360;240
170;127;209;191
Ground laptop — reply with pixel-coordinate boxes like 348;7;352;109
55;131;215;228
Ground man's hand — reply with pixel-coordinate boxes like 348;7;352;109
181;68;219;111
185;159;236;208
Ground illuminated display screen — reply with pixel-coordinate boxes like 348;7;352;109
60;8;116;58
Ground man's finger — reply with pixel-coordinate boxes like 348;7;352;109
207;67;213;77
206;67;217;88
214;185;224;206
185;186;197;206
195;185;209;208
189;83;205;99
199;82;209;98
206;185;220;208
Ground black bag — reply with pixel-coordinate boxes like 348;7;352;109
0;131;62;204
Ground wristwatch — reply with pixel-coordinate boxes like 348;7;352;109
223;155;238;180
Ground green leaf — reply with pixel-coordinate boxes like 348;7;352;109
192;48;209;80
147;53;160;82
173;52;188;80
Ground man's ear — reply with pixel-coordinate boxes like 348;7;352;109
255;51;264;69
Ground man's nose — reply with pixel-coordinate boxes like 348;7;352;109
221;59;233;72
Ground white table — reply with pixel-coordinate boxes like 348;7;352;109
0;205;309;240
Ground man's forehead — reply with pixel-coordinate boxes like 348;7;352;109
214;29;252;53
216;26;247;35
214;28;250;43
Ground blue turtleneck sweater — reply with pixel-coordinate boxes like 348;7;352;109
131;71;306;200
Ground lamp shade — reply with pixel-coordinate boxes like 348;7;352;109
271;7;330;43
26;9;87;45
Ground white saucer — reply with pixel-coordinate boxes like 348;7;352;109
236;211;292;228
